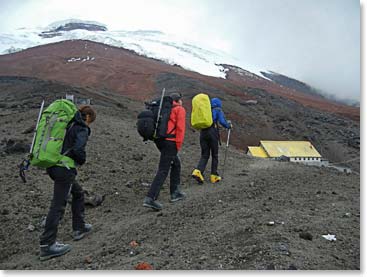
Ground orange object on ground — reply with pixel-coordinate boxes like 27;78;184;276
135;262;153;270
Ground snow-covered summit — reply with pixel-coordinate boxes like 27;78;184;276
0;19;244;78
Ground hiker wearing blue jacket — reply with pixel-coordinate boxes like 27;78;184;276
192;98;232;184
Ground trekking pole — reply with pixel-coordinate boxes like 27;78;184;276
222;128;231;179
19;100;45;183
153;88;165;138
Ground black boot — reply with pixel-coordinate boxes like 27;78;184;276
170;191;186;202
73;223;92;241
40;242;72;261
143;197;163;211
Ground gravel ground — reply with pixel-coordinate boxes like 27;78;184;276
0;81;360;270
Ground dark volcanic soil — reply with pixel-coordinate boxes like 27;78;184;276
0;78;360;270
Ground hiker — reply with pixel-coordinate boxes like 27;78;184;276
39;105;96;261
192;97;232;184
143;93;186;211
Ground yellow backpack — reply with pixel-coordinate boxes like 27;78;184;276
191;93;213;130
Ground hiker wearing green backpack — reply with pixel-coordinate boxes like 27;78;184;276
39;104;96;261
191;97;232;184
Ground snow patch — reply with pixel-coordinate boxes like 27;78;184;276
67;56;95;63
0;20;264;79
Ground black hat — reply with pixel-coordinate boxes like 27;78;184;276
170;92;182;101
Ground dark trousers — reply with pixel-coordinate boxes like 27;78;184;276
40;166;85;246
147;140;181;200
197;126;219;175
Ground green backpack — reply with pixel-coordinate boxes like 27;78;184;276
30;99;78;169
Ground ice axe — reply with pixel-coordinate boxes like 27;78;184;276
222;127;231;179
153;88;165;139
19;100;45;183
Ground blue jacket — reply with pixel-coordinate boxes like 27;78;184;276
211;98;230;129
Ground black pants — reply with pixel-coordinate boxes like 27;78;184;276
197;126;219;175
147;140;181;200
40;166;85;246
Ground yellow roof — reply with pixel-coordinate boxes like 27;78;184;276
247;146;269;158
260;141;321;158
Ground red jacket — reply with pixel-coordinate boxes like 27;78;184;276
166;101;186;151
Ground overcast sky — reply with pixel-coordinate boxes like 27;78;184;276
0;0;361;101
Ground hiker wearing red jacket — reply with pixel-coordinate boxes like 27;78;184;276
143;93;186;210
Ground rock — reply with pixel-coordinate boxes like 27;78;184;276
84;255;93;264
266;264;275;270
22;125;35;134
132;154;144;161
1;139;30;154
129;249;139;256
27;224;35;232
85;193;104;207
125;181;134;188
288;264;298;270
129;240;139;248
275;243;289;255
199;255;208;261
1;209;9;215
299;232;313;240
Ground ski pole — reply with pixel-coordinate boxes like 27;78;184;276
222;128;231;179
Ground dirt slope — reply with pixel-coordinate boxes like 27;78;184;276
0;40;359;121
0;84;359;270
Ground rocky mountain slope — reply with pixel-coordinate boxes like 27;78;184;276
0;78;360;269
0;40;360;171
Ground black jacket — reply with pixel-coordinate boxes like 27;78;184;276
62;111;91;166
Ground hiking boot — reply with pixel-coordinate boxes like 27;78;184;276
192;169;204;184
73;223;93;241
40;241;72;261
210;174;222;183
143;197;163;211
170;191;186;202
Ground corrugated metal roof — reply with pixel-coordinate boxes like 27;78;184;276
247;146;269;158
260;140;322;158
